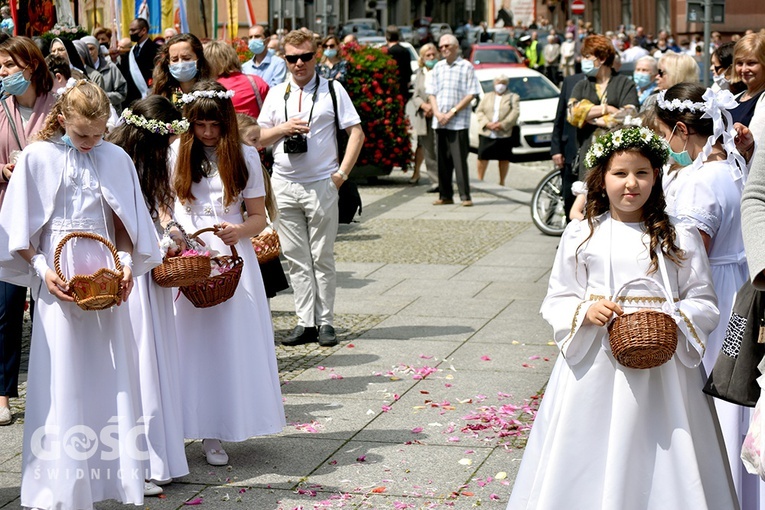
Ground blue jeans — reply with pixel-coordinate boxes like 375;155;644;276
0;282;27;398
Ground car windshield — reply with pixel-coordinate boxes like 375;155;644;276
473;49;519;64
480;76;559;100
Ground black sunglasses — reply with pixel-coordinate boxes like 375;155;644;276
657;69;665;77
285;52;314;64
323;43;337;49
713;65;726;73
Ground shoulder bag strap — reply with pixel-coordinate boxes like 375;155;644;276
244;74;263;109
1;96;23;151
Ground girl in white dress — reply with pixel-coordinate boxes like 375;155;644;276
170;81;285;466
106;95;191;496
507;127;736;510
655;83;753;508
0;81;161;509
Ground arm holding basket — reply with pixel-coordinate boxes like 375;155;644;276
216;196;267;246
17;247;74;302
113;214;134;303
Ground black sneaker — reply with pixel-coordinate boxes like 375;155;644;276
318;325;338;347
426;187;439;193
282;325;318;346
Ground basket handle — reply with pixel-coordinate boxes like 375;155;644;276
611;276;677;313
161;221;200;253
53;231;122;284
190;227;239;259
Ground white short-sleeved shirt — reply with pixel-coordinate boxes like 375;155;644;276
258;73;361;184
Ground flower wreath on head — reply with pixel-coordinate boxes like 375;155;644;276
179;89;235;104
120;108;190;135
656;88;747;181
585;126;670;169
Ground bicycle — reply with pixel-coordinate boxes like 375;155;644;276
530;167;567;236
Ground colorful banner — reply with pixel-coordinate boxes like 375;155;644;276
112;0;123;40
121;0;135;41
211;0;217;39
162;0;174;33
15;0;56;37
225;0;236;39
136;0;163;35
177;0;188;33
243;0;255;27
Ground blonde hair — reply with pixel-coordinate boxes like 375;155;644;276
283;30;316;51
36;80;110;141
203;40;242;78
732;33;765;88
235;113;277;221
658;53;700;89
417;43;437;67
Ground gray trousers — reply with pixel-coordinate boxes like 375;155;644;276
418;122;438;186
272;177;339;327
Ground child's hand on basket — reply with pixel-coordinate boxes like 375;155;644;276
214;222;241;246
118;266;133;303
44;270;75;302
584;299;623;327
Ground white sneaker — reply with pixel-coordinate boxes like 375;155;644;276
0;406;12;426
202;438;229;466
144;481;163;496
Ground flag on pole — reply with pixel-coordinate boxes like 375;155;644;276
243;0;256;27
162;0;174;33
211;0;218;39
122;0;136;41
226;0;237;39
177;0;189;33
112;0;123;41
9;0;16;35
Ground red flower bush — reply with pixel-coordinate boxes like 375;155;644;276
341;43;412;170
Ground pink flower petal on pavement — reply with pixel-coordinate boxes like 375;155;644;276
480;355;491;361
184;497;204;505
357;455;366;462
382;405;392;412
490;494;500;500
529;355;540;360
411;427;423;433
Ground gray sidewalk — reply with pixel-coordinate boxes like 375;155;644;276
0;159;562;509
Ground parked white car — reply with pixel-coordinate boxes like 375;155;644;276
469;67;559;156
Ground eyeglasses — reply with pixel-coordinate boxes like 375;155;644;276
323;44;337;49
438;44;453;49
284;52;315;64
657;69;665;77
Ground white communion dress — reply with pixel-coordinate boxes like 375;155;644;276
0;139;161;509
507;214;738;510
169;141;285;441
125;220;189;482
669;159;754;508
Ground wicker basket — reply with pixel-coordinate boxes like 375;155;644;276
54;232;124;311
179;227;243;308
251;229;280;264
152;221;211;288
607;277;678;370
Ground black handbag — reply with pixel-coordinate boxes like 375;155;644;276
703;280;765;407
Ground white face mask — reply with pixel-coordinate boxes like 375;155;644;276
494;84;507;94
713;73;730;90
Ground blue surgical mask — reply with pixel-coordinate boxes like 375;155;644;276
169;61;198;83
633;71;652;89
324;49;338;59
2;70;30;96
424;59;437;69
581;58;599;77
249;38;265;55
667;125;693;167
61;133;75;148
267;48;276;57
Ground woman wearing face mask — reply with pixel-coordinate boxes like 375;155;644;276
317;35;347;85
151;33;212;109
0;36;56;426
410;43;439;187
566;35;638;181
710;42;743;94
641;52;699;113
730;33;765;142
475;75;520;186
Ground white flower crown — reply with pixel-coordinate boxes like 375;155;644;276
121;108;190;135
179;89;235;104
54;77;78;96
656;90;707;113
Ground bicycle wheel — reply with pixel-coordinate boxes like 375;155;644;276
530;168;567;236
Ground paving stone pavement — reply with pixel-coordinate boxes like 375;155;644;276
0;157;562;509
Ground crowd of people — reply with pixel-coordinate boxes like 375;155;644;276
0;21;365;506
0;12;764;509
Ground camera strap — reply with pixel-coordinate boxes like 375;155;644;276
283;73;321;127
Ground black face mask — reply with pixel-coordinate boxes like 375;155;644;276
130;32;141;43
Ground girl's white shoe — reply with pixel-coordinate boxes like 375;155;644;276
202;438;229;466
144;481;163;496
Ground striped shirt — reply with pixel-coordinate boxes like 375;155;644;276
426;57;481;130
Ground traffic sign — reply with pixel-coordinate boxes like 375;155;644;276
571;0;585;15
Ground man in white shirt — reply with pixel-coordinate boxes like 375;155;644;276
259;30;365;347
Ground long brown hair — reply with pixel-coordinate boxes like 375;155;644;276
152;33;212;99
0;36;53;95
580;146;684;274
35;80;110;141
174;80;247;206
